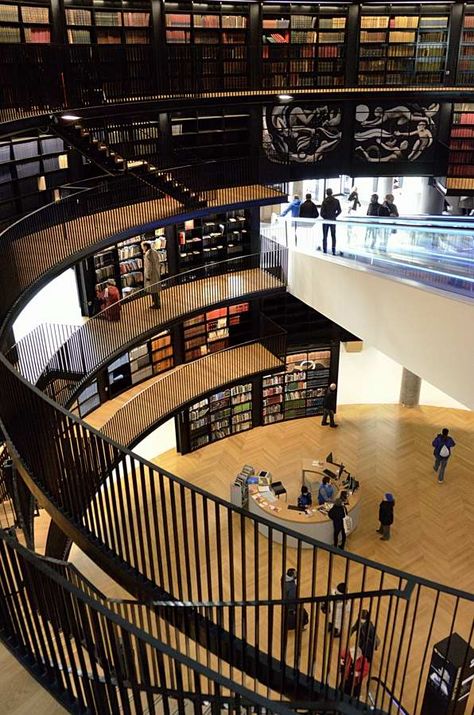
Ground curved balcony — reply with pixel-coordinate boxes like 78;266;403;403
0;172;473;715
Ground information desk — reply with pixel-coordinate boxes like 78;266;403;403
248;465;361;549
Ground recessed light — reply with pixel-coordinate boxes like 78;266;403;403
277;94;293;102
60;113;81;122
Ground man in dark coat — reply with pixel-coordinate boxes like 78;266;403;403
350;609;378;663
320;188;341;255
329;498;347;549
299;193;319;219
377;492;395;541
321;382;338;428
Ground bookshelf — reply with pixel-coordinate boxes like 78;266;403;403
176;210;251;270
165;1;250;91
64;0;151;44
263;349;332;424
0;1;51;43
188;380;253;450
107;329;173;397
79;228;168;316
170;108;251;161
151;330;174;375
261;3;347;89
76;380;100;417
447;103;474;191
0;133;68;224
358;4;450;85
183;302;250;362
458;5;474;85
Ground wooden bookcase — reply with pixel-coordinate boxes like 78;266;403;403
447;103;474;191
170;107;251;161
182;302;250;362
261;3;347;89
165;1;250;91
263;349;332;425
0;0;51;43
358;3;450;86
458;5;474;84
0;132;69;224
64;0;151;45
176;210;251;270
106;329;173;398
187;380;253;451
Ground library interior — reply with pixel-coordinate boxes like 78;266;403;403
0;2;473;714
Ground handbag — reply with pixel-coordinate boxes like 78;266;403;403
343;514;353;535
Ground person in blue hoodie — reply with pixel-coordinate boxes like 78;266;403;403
432;428;456;484
280;194;301;218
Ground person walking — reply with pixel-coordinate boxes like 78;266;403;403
329;498;347;549
142;241;161;309
320;188;341;255
376;492;395;541
432;428;456;484
321;382;338;427
281;568;308;632
340;646;370;697
280;194;301;218
347;188;361;214
326;581;349;637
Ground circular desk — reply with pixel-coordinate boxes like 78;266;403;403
247;463;361;549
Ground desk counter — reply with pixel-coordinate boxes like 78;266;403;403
248;484;361;548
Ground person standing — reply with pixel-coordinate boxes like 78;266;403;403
367;193;387;217
383;194;399;217
350;610;379;663
432;428;456;484
142;241;161;309
329;498;347;549
97;278;121;321
340;646;370;697
321;382;338;427
347;188;361;214
320;188;341;255
281;568;308;632
376;493;395;541
299;193;319;219
326;581;349;637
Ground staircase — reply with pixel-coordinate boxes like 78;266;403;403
53;118;207;210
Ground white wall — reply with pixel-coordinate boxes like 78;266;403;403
288;252;474;409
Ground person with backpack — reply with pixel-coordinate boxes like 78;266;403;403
320;188;341;255
432;428;456;484
376;492;395;541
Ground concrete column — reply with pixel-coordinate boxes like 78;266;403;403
420;177;445;215
292;181;305;200
378;177;394;201
399;368;421;407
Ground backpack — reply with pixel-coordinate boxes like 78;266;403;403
439;444;450;458
378;204;390;217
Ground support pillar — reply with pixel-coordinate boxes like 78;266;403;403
420;178;445;215
377;177;394;201
399;368;421;407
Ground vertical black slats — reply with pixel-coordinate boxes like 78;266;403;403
168;479;184;600
293;539;303;682
202;496;214;604
266;526;274;700
157;470;174;595
0;541;34;659
139;461;156;586
239;511;247;676
74;597;110;712
396;581;421;710
103;618;133;715
253;519;259;688
148;467;166;589
179;484;193;602
306;545;318;680
120;453;140;571
190;490;203;603
279;532;287;692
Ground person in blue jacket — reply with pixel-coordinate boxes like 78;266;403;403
318;476;335;505
297;485;312;509
280;194;301;218
432;428;456;484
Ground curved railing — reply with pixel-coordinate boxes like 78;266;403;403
0;182;474;714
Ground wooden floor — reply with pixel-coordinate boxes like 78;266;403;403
3;403;474;713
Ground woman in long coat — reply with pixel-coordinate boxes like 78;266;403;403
142;241;161;308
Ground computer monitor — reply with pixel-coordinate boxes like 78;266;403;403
326;452;333;464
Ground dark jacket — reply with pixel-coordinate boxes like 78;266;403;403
323;388;336;411
351;619;377;661
432;434;455;458
282;576;297;603
320;196;341;221
299;199;319;219
367;201;389;217
379;500;394;526
348;191;361;210
298;492;312;508
384;201;399;217
328;504;346;529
